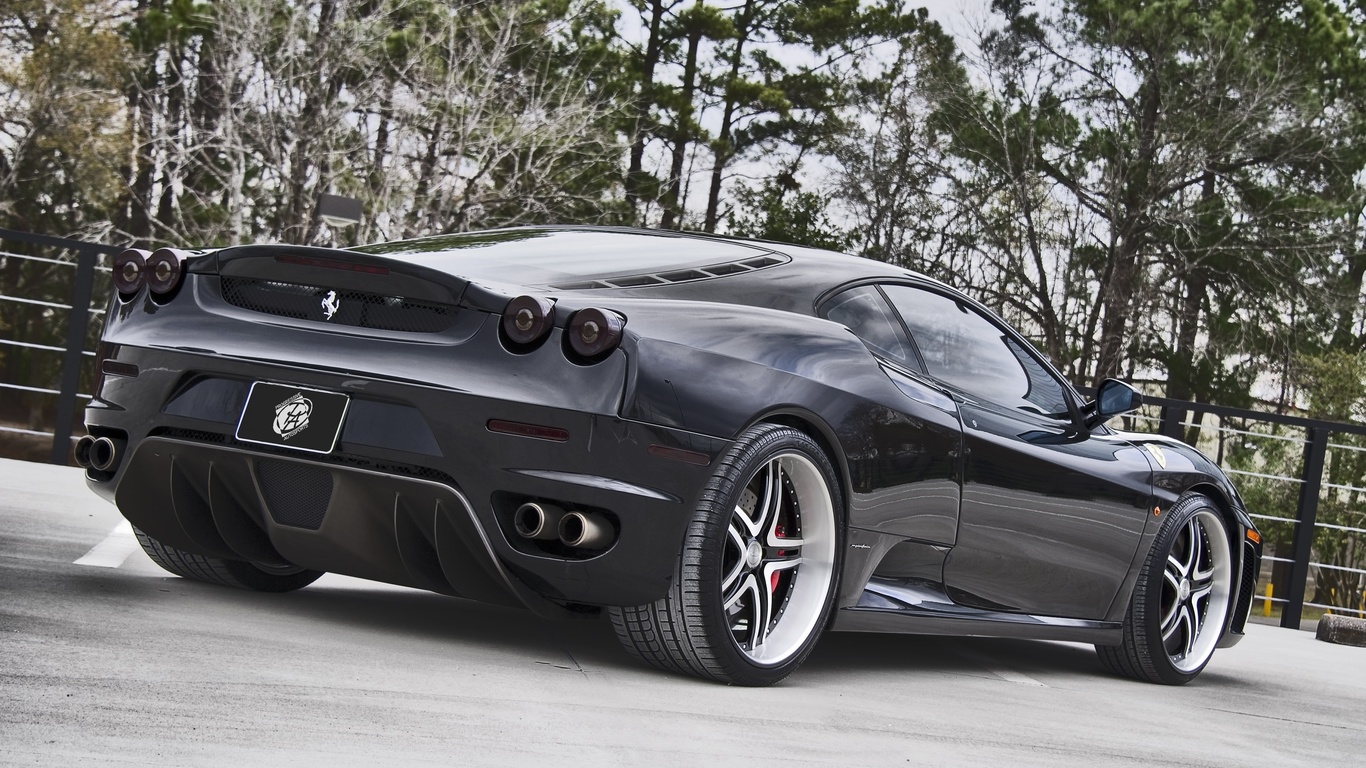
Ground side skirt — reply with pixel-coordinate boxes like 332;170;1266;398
830;577;1123;645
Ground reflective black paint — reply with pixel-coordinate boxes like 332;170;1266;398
945;400;1152;618
86;226;1259;649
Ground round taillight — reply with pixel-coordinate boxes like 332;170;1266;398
502;295;555;346
112;249;150;298
146;248;188;297
567;308;625;359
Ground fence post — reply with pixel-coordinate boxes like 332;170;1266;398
48;246;98;465
1281;427;1329;630
1158;404;1184;440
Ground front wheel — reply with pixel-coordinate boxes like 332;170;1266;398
609;424;843;686
1097;494;1234;684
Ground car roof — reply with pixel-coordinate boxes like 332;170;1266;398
353;226;929;315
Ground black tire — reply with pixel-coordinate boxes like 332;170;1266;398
1096;493;1234;684
609;424;844;686
133;526;323;593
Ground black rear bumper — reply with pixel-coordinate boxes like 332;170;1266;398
86;342;727;614
115;437;538;608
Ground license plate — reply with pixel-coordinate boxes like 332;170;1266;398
235;382;350;454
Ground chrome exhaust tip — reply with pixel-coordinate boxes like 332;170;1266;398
514;502;565;540
89;436;120;472
558;510;612;549
73;435;96;468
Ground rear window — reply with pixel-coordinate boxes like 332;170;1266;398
355;229;777;286
820;286;917;366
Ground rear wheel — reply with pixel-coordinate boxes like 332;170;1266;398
609;424;843;686
1097;494;1234;684
134;526;323;593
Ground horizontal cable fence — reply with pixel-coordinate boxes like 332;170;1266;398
0;229;118;463
1120;395;1366;630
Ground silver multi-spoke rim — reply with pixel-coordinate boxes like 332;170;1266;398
1160;509;1232;673
721;452;835;666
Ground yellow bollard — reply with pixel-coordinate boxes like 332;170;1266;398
1263;583;1273;617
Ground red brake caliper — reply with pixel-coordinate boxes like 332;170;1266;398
770;525;786;592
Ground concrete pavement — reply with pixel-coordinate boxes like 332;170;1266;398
2;458;1363;766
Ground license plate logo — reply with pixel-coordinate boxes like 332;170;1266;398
272;392;314;440
236;382;349;454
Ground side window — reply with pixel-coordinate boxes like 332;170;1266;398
882;285;1069;415
820;286;917;367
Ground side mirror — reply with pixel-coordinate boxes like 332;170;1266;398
1088;379;1142;427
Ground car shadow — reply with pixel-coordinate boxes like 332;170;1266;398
803;631;1106;681
173;574;630;666
88;567;1164;683
221;578;1110;681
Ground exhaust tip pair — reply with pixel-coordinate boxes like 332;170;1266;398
514;502;613;550
74;435;121;472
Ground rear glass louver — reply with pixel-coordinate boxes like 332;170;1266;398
550;253;788;290
220;276;459;334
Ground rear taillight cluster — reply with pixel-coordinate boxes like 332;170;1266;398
113;247;189;302
500;294;624;363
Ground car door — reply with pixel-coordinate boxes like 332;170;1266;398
818;285;963;547
880;284;1154;620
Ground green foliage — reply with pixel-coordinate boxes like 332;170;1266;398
610;0;933;229
832;0;1366;400
0;0;131;427
2;0;1365;404
727;176;848;252
0;0;130;236
1300;351;1366;423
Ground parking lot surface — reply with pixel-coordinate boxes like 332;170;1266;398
2;458;1363;766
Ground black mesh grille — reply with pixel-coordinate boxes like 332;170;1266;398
319;452;458;485
220;276;459;333
256;460;333;530
155;427;229;444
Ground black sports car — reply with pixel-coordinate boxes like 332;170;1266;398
80;226;1260;686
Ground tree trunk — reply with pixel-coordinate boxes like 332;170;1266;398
626;0;668;221
1093;76;1162;386
1330;212;1365;351
703;0;756;232
660;11;704;230
186;26;227;200
283;0;339;244
407;114;445;239
156;43;186;231
372;81;394;189
1167;169;1216;405
119;0;161;246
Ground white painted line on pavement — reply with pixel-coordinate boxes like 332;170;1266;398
952;647;1049;687
73;520;138;568
984;665;1048;687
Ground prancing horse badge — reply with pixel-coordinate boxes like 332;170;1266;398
1144;443;1168;469
321;290;340;320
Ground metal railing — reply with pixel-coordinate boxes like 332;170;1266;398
1136;396;1366;631
0;229;118;463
